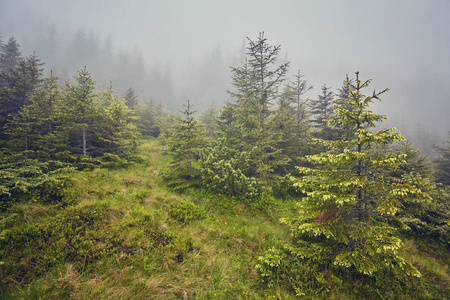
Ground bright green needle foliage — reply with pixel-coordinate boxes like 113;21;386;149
293;72;430;273
258;72;432;296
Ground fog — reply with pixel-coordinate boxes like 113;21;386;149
1;0;449;152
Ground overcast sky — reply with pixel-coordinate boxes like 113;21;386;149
1;0;449;145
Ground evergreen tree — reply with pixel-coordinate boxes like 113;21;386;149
289;70;313;136
309;83;336;140
258;73;430;295
269;89;298;174
6;72;67;155
199;138;260;200
0;36;21;76
64;66;98;157
433;135;450;185
295;72;430;274
228;61;258;149
95;86;140;157
283;70;315;158
227;33;289;178
215;101;240;147
0;52;44;146
199;102;218;139
135;99;166;138
123;87;138;111
245;32;289;130
167;100;206;173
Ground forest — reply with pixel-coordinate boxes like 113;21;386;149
0;33;449;299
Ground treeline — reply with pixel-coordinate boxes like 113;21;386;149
0;36;172;209
4;24;238;109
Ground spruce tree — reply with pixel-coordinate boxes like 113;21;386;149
258;73;430;295
216;101;240;147
123;87;138;111
227;33;289;178
289;70;313;135
199;102;218;139
64;66;97;157
293;72;429;274
135;99;168;138
0;52;44;147
0;36;21;76
433;135;450;185
309;83;336;140
167;100;206;173
6;72;67;155
95;85;140;157
284;70;315;158
269;89;298;175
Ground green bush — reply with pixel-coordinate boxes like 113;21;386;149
199;140;261;200
0;153;74;210
169;201;205;222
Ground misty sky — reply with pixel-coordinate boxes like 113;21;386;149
1;0;450;146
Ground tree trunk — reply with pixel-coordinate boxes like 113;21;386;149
82;126;87;157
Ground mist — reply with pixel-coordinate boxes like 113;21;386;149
1;0;449;153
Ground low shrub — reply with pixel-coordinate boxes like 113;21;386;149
169;201;206;223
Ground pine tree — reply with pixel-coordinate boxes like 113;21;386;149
95;85;140;157
227;33;289;178
135;99;166;138
199;102;218;139
6;72;67;155
433;134;450;185
0;52;44;147
199;138;260;200
258;73;431;294
289;70;313;136
293;72;429;275
309;83;336;140
64;66;98;157
0;36;21;76
167;100;206;173
123;87;138;111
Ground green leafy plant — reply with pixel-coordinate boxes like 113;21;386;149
0;152;74;210
169;201;205;223
199;139;261;201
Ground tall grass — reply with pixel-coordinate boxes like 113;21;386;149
1;139;448;299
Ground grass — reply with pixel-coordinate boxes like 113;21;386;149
1;138;448;299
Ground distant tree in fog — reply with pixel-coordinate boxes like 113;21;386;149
289;70;313;131
123;87;139;111
0;36;21;76
36;24;59;73
309;84;336;140
0;52;44;140
199;102;218;138
433;135;450;185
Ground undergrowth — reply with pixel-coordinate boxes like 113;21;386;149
0;139;448;299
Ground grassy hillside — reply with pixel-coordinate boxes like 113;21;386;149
0;139;448;299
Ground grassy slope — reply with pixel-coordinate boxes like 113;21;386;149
0;139;448;299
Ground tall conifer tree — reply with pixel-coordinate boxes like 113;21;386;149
227;33;289;178
291;72;430;275
64;66;97;157
258;73;430;294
